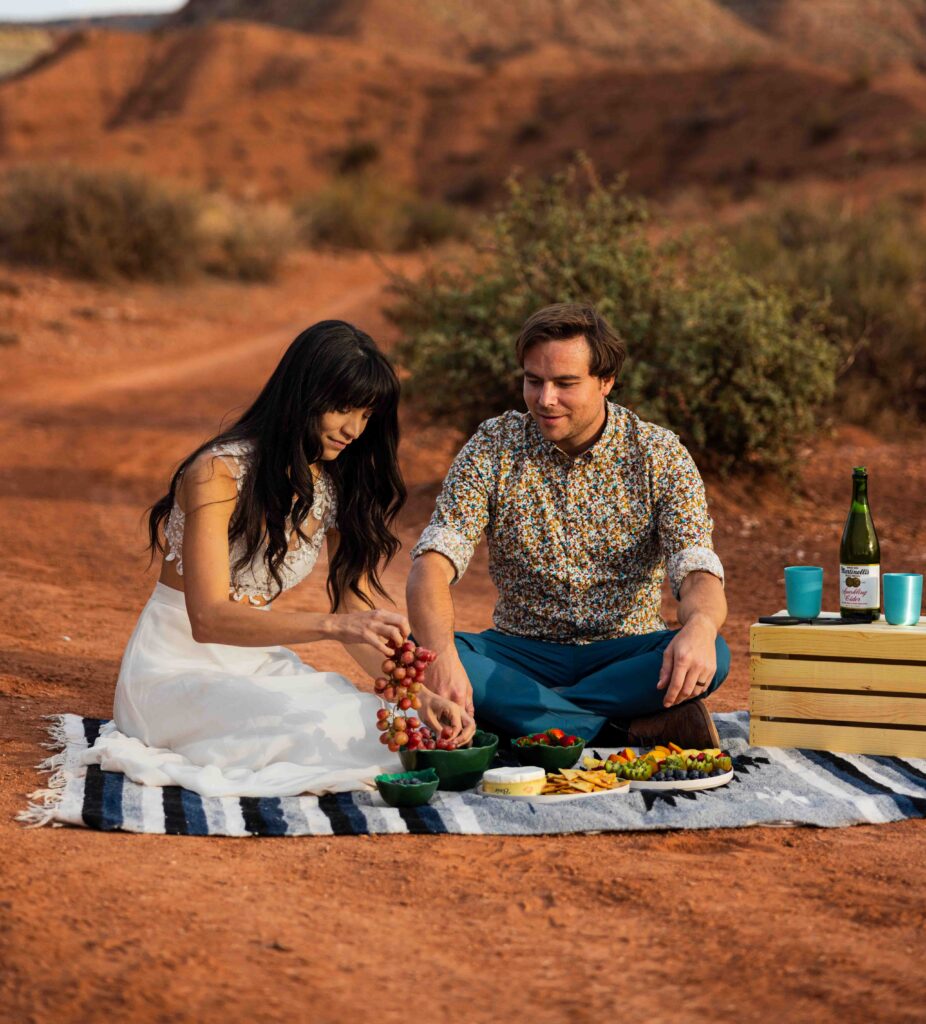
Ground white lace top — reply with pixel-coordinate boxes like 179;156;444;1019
163;440;337;605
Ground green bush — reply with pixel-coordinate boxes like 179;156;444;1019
390;161;838;474
334;139;381;176
0;163;201;281
296;174;469;252
0;164;295;283
726;201;926;422
196;196;295;282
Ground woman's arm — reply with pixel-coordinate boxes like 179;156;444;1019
325;530;409;676
179;457;405;654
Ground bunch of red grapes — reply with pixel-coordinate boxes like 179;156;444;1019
373;640;457;753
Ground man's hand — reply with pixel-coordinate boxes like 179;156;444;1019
657;613;718;708
426;647;475;716
418;688;477;746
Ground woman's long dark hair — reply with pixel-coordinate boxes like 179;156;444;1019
147;320;406;609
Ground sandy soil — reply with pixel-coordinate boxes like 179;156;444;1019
1;253;925;1024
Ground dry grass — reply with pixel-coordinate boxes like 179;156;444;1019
0;164;296;283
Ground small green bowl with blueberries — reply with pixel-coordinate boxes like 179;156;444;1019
374;768;439;807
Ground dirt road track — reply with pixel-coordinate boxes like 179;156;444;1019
1;258;924;1024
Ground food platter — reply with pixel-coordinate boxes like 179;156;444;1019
477;779;630;803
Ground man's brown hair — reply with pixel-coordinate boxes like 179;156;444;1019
515;302;626;380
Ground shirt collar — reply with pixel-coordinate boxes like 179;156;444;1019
525;401;620;464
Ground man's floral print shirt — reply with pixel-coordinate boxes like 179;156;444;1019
411;403;724;644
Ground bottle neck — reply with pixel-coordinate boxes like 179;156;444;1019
852;477;869;505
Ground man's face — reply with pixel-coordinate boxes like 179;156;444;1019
522;336;614;457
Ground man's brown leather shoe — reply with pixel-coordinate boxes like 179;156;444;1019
627;698;720;750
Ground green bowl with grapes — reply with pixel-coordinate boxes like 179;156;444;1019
399;730;499;791
375;768;439;808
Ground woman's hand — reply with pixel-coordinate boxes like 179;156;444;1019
417;687;477;747
326;609;410;658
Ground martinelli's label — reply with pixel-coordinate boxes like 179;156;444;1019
840;564;880;610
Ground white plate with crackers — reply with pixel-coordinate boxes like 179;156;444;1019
478;768;631;803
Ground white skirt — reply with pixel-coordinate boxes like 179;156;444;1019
82;583;400;797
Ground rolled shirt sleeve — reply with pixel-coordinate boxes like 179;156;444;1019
652;431;725;599
410;420;495;583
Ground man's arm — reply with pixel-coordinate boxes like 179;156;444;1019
406;422;496;714
658;571;727;707
650;431;727;708
406;551;475;715
330;535;474;744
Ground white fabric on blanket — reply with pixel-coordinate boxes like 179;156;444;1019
81;583;400;797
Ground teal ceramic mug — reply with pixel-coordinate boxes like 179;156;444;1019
883;573;923;626
784;565;823;619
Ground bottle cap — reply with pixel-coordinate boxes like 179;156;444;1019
853;466;867;476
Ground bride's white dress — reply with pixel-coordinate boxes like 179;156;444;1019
82;440;401;797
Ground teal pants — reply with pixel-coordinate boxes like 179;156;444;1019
455;629;731;742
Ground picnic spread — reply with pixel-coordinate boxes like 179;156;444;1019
17;710;926;835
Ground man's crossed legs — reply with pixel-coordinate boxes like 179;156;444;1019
455;628;731;743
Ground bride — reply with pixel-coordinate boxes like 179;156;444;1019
83;320;475;797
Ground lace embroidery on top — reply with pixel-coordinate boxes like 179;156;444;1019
163;441;337;605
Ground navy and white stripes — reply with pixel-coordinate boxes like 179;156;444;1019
18;713;926;836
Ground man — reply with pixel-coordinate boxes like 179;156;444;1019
406;303;730;749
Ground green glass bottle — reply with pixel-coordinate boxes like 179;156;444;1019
839;466;880;621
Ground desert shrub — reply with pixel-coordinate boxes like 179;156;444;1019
907;121;926;158
196;196;295;282
296;175;468;252
0;163;200;281
390;162;838;474
807;103;841;145
515;119;546;144
726;201;926;422
0;164;295;283
398;197;468;251
334;139;381;176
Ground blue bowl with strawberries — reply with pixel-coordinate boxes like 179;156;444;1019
511;728;585;771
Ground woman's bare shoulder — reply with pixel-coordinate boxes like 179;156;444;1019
177;451;239;513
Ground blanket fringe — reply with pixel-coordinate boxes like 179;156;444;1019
39;713;70;751
16;715;72;828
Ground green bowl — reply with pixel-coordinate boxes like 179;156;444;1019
399;730;499;791
511;737;586;772
374;768;439;808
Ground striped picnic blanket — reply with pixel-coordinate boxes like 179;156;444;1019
18;712;926;835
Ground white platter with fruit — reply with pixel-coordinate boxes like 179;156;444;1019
583;745;735;792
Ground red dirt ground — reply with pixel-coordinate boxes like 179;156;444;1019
1;253;925;1023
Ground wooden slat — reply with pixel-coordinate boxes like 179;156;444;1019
750;688;926;727
750;656;926;695
749;718;926;758
750;620;926;660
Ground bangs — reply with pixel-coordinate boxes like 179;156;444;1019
324;349;399;416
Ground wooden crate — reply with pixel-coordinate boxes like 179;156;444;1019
749;613;926;758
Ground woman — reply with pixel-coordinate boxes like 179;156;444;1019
83;320;474;797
